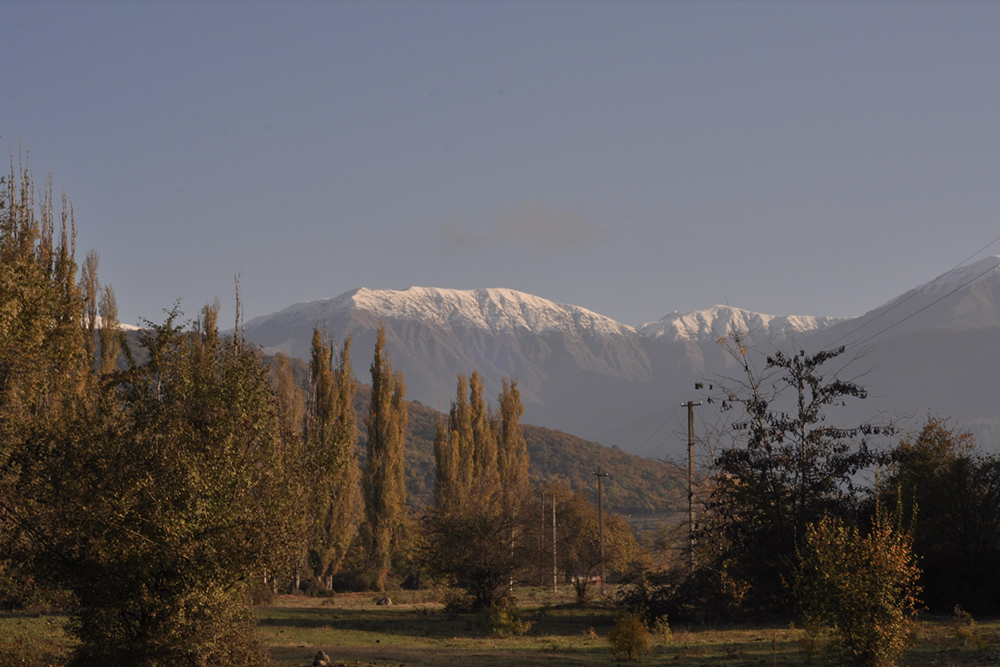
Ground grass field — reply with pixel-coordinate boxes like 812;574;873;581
2;587;998;666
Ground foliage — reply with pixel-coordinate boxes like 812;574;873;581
527;483;645;602
487;604;534;638
607;611;650;662
425;373;532;610
261;352;687;520
1;165;305;667
303;329;361;589
362;324;408;592
701;332;883;614
882;417;1000;613
523;424;685;517
796;508;922;667
650;614;671;644
616;562;748;626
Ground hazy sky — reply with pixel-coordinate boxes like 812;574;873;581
5;2;1000;329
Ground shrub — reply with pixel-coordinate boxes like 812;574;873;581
441;588;476;614
616;566;747;624
951;605;983;651
797;509;921;667
487;605;534;638
607;612;650;662
651;615;671;644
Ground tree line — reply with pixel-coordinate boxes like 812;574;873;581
0;155;644;665
623;330;1000;667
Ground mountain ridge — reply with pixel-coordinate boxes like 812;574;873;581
243;256;1000;456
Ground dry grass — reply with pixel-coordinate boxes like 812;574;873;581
2;588;998;666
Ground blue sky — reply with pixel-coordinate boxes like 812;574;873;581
5;2;1000;328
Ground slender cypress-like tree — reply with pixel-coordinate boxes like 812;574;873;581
79;249;99;363
449;374;474;500
470;371;500;492
305;329;360;589
498;378;529;509
362;324;407;591
97;285;121;374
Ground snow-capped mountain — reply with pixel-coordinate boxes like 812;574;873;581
246;287;636;347
640;305;846;345
827;255;1000;343
243;287;652;432
243;257;1000;457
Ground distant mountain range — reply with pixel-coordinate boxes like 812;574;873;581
243;255;1000;458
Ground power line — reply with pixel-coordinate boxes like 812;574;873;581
633;406;682;459
845;259;997;351
829;234;1000;348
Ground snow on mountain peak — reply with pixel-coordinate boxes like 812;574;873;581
904;255;1000;301
349;286;636;338
639;305;846;344
246;286;637;339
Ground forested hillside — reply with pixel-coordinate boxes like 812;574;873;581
265;354;685;517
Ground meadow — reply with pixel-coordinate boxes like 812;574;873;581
2;587;997;667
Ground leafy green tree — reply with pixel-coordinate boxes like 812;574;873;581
0;152;88;611
884;417;1000;613
362;324;408;591
305;329;361;589
1;155;303;663
700;333;882;614
9;300;304;665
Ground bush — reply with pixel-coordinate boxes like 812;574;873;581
616;566;747;625
607;612;650;662
951;605;983;651
441;588;476;614
651;615;671;644
797;509;921;667
487;605;534;638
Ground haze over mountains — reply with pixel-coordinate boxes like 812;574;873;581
243;256;1000;458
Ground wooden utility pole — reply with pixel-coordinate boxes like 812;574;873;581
538;492;545;586
552;497;558;593
593;466;609;596
682;400;701;569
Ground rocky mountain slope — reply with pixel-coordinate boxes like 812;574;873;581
244;256;1000;457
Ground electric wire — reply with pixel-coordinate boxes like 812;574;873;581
633;406;682;459
843;259;998;351
828;233;1000;348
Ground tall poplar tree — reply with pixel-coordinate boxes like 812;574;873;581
435;373;498;511
427;373;530;609
497;378;529;509
97;285;121;374
362;324;407;591
79;249;99;363
305;328;361;589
